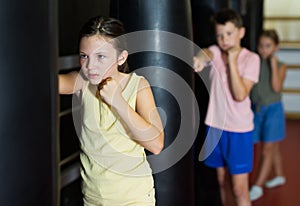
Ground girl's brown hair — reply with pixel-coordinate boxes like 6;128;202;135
79;16;129;73
260;29;280;45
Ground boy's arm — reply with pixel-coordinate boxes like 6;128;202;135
270;56;287;93
227;48;255;102
193;48;213;72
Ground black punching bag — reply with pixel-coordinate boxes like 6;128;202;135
110;1;197;205
0;1;59;206
191;0;228;48
230;0;263;51
191;1;228;206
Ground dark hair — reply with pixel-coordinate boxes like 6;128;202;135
259;29;280;45
79;16;129;73
213;8;243;28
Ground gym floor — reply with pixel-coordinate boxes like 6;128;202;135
224;119;300;206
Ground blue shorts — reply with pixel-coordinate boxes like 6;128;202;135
252;102;285;143
203;126;254;174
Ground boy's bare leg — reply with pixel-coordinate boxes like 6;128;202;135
216;167;227;205
232;173;251;206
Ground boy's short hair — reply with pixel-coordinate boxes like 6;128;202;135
213;8;243;28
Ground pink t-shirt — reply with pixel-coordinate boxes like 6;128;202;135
205;45;260;132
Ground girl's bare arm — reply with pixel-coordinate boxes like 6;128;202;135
270;56;287;93
59;71;84;94
103;78;164;154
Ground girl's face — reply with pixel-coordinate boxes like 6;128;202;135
215;22;245;51
257;36;278;59
79;35;120;85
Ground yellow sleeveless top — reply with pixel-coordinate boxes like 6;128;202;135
79;73;155;205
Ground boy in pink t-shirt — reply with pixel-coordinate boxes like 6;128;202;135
193;8;260;206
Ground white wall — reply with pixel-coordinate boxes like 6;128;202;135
264;0;300;16
264;0;300;42
277;49;300;114
264;0;300;116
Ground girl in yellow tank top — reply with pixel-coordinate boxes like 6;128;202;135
58;16;164;206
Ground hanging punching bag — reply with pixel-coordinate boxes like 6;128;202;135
191;1;229;206
110;1;197;205
191;0;228;48
0;0;59;206
230;0;263;51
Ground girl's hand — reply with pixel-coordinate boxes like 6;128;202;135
270;55;278;69
98;77;124;108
